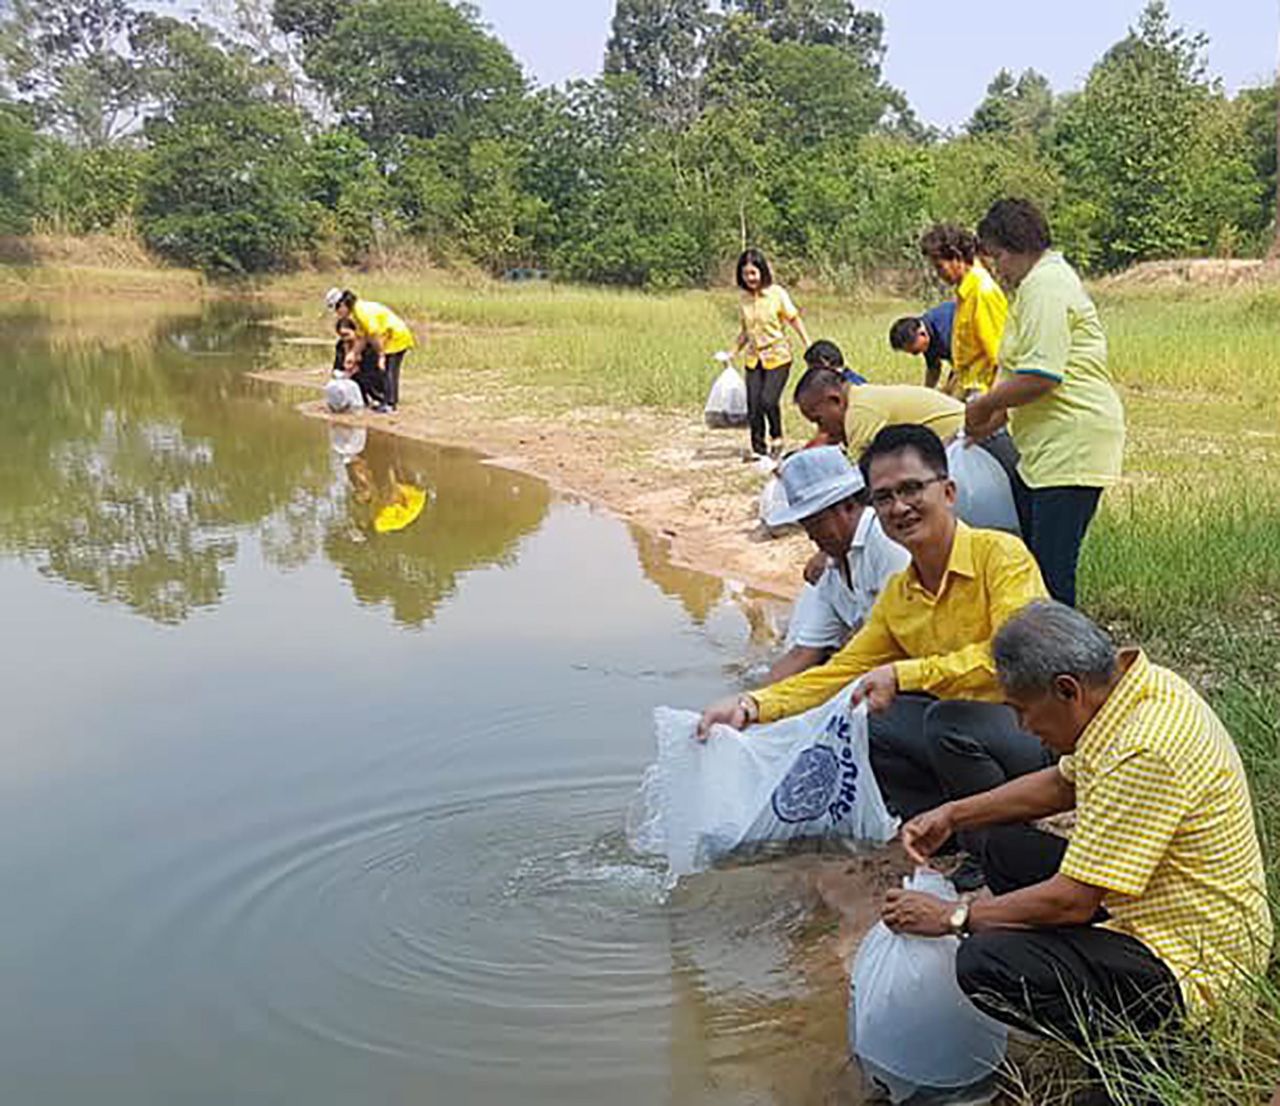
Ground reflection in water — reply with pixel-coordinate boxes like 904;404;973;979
0;303;550;627
325;431;550;627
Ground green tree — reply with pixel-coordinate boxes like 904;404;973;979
604;0;709;128
1237;82;1277;250
0;101;36;231
135;17;313;273
930;136;1061;232
299;0;526;155
724;0;884;53
0;0;152;146
968;68;1057;144
1053;1;1261;269
27;140;147;232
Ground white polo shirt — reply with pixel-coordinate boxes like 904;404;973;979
784;509;911;650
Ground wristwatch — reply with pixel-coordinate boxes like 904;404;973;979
737;694;759;724
947;900;971;937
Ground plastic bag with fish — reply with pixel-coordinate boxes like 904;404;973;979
627;685;897;879
704;361;749;429
849;868;1008;1104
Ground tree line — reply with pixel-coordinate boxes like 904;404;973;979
0;0;1273;282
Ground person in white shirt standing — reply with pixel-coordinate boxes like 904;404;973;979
764;446;910;684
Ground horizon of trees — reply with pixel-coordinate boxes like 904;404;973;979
0;0;1273;283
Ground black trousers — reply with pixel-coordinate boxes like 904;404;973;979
957;825;1184;1050
1007;472;1102;608
868;696;1055;852
383;350;407;408
745;362;790;455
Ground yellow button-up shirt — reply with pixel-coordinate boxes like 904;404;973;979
353;299;416;355
753;522;1046;723
1058;650;1272;1011
951;261;1007;395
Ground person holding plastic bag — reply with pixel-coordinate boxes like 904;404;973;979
722;249;810;461
882;601;1271;1096
764;447;909;684
699;424;1054;890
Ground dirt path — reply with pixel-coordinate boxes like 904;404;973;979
254;362;813;602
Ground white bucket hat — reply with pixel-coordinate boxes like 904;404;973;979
769;446;865;526
324;287;344;310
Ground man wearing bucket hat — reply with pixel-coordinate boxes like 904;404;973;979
764;447;910;685
701;425;1054;889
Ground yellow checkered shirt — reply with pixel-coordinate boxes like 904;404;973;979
1059;650;1273;1011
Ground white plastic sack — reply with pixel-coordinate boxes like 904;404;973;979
850;868;1008;1104
627;686;898;879
324;377;365;413
947;436;1019;535
758;472;791;533
704;366;749;429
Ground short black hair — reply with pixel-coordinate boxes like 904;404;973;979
736;247;773;291
888;317;925;351
920;224;977;264
335;316;358;333
793;365;846;402
337;289;358;310
977;199;1052;254
803;339;844;370
860;423;949;482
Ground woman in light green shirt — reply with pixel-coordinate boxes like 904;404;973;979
964;199;1124;608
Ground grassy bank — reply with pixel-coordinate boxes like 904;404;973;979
266;273;1280;1102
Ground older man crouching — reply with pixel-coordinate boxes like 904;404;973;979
884;600;1272;1051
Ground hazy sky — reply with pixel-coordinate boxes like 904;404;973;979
472;0;1276;129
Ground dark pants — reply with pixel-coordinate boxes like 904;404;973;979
1008;473;1102;608
745;362;790;455
868;697;1055;847
382;350;407;408
958;825;1184;1057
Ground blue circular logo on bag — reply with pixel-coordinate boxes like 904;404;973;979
771;746;840;824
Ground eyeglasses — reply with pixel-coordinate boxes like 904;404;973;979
869;475;946;511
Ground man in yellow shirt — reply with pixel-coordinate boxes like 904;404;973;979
883;601;1271;1079
327;288;416;413
920;224;1007;397
699;424;1051;885
793;364;963;459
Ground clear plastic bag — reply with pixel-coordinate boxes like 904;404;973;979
946;436;1019;535
324;377;365;413
758;472;792;534
850;869;1008;1103
627;687;898;880
704;366;749;429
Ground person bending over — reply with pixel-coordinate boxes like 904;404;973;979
883;600;1271;1095
326;288;416;413
793;363;963;461
765;446;909;685
699;425;1053;888
919;223;1007;398
888;301;955;390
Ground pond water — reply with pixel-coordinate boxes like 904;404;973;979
0;301;876;1106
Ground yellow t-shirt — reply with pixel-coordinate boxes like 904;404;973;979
999;252;1123;489
739;284;799;370
1058;651;1272;1012
951;261;1007;395
844;384;964;460
752;522;1047;722
352;300;416;355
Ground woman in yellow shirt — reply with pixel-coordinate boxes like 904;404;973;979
920;224;1007;397
726;249;810;459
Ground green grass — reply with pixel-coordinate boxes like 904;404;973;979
268;273;1280;1101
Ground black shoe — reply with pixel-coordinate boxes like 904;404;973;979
950;855;987;893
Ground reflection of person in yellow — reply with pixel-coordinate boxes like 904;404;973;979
344;454;426;535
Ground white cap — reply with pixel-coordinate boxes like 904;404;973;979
769;446;865;526
324;287;344;310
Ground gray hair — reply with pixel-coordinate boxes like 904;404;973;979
993;600;1118;695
